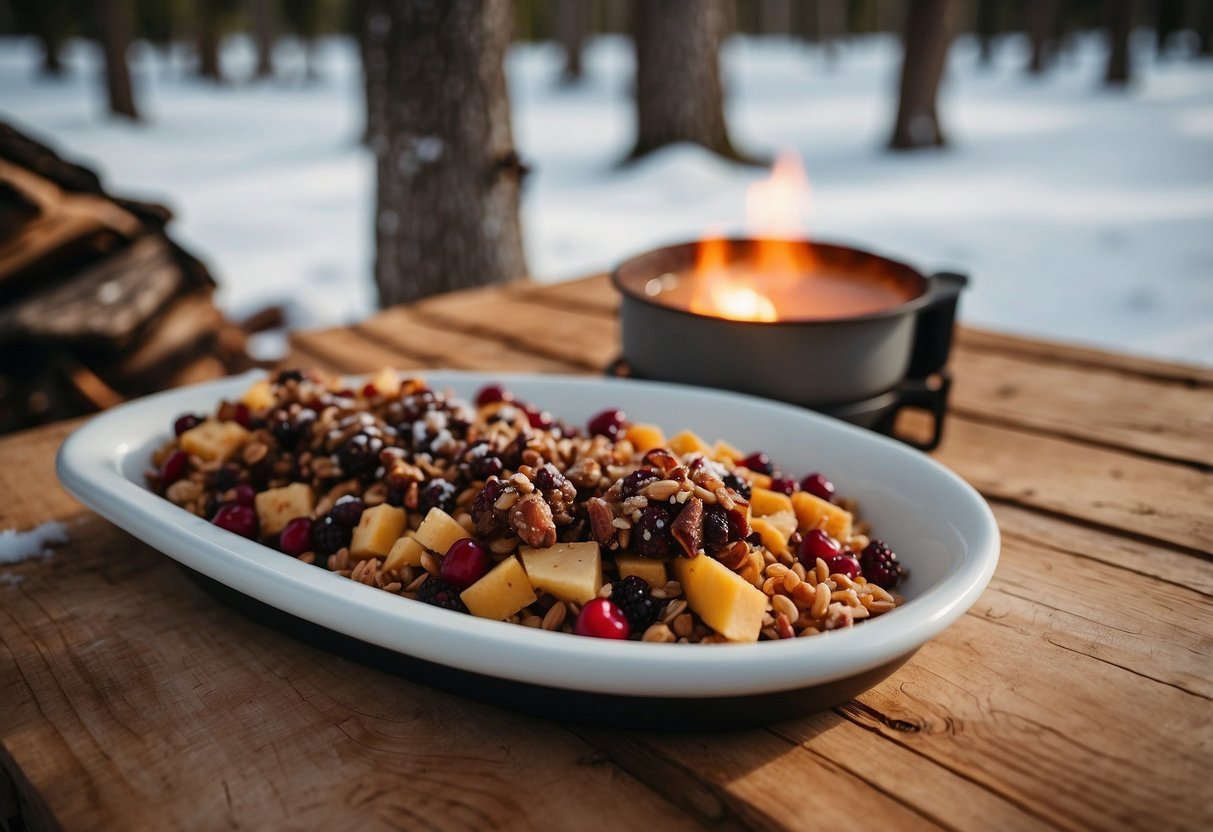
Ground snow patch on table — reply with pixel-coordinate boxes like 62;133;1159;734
0;520;70;564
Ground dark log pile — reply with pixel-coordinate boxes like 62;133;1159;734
0;122;258;435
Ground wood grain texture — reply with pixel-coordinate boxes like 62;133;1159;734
5;273;1212;831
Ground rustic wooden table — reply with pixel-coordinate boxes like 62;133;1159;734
2;274;1210;831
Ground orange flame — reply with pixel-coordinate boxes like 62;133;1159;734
690;151;814;322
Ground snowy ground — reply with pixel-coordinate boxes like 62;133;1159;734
1;32;1211;365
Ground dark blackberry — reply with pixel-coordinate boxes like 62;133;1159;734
611;575;661;632
276;369;305;384
419;479;458;516
416;577;469;613
386;482;407;507
328;495;365;528
721;471;752;501
270;413;297;446
702;504;730;555
338;433;384;478
631;505;672;557
311;515;351;555
214;465;241;491
860;539;905;589
464;442;504;481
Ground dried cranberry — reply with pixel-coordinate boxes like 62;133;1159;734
769;476;797;496
825;553;861;580
440;538;491;589
587;409;626;440
160;451;189;486
702;504;730;554
801;472;836;503
524;405;553;430
798;529;841;566
475;384;511;407
419;479;458;516
279;517;314;556
740;452;773;475
228;482;256;507
361;383;379;398
632;505;672;557
328;495;364;528
233;403;252;428
173;414;201;436
574;598;631;640
620;469;658;497
212;504;258;539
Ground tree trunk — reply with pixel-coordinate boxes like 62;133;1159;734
33;0;67;76
628;0;747;163
975;0;997;65
1154;0;1182;54
816;0;846;64
360;0;391;146
1027;0;1057;73
889;0;951;150
99;0;138;120
1200;0;1213;56
197;3;222;82
251;0;275;79
554;0;592;83
1104;0;1133;84
373;0;527;307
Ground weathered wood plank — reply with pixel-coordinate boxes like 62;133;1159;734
358;307;586;374
949;348;1213;468
288;328;430;375
515;273;620;315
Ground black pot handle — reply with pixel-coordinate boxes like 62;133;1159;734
875;372;952;452
908;272;967;378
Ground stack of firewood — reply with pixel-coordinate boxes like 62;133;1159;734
0;123;263;435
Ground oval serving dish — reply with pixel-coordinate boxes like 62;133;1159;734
56;370;999;729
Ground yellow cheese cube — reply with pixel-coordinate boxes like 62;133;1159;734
667;430;711;457
460;556;536;621
241;379;275;412
383;534;424;571
712;439;744;463
673;554;767;643
613;554;668;588
179;420;250;462
625;423;666;455
750;487;793;517
791;491;853;542
749;516;790;557
350;504;407;559
520;542;602;604
414;507;470;556
370;367;401;397
254;482;315;536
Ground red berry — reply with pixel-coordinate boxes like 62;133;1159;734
740;452;773;475
825;553;861;580
160;450;189;485
233;403;252;428
173;414;201;436
228;482;256;507
475;384;511;407
800;472;835;502
798;529;841;566
769;476;797;495
524;405;553;430
574;598;631;640
440;538;491;589
279;517;314;556
212;504;258;539
587;408;626;440
361;383;379;398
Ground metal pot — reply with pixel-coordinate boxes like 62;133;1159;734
611;239;967;450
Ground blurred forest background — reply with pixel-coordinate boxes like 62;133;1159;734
0;0;1210;431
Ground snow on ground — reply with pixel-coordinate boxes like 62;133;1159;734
1;32;1211;365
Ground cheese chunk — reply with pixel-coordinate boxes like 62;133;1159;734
673;555;767;643
520;542;602;604
350;504;406;559
383;534;424;572
613;554;668;589
667;430;711;457
712;439;744;463
179;420;250;462
254;482;315;536
749;516;790;557
461;556;536;621
625;423;666;455
749;487;793;517
241;379;275;411
414;507;469;556
791;491;853;542
370;367;401;397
